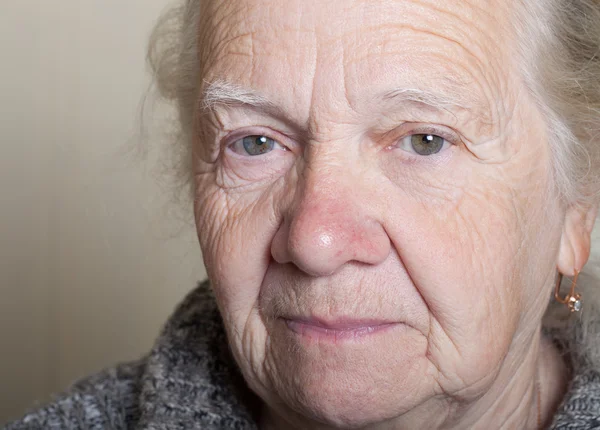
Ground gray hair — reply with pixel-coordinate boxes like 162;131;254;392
145;0;600;366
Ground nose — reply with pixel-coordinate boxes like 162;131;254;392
271;169;391;277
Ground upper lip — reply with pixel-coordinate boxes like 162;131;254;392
282;316;397;330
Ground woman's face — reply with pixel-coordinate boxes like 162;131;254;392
193;0;564;426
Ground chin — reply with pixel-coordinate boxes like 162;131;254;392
275;370;432;429
262;319;434;428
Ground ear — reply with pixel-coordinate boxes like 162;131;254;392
557;202;599;276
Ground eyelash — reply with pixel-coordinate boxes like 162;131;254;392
223;128;292;156
222;124;461;157
395;126;460;146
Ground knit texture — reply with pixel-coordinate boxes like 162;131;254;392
4;281;600;429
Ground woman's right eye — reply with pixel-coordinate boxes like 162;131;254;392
230;135;278;156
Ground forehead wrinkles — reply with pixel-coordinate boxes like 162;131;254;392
339;1;517;134
341;29;500;137
198;1;254;77
198;0;318;72
199;0;319;121
198;0;521;140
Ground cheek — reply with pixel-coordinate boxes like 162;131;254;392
194;173;297;401
194;174;289;314
382;170;534;384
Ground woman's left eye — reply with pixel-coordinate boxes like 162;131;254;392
231;135;278;156
399;134;448;156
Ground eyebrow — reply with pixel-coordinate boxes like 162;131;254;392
201;79;276;112
200;79;471;121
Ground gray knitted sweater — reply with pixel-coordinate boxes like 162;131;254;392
4;281;600;429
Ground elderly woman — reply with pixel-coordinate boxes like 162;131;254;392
6;0;600;429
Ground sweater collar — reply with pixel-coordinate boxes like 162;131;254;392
137;281;258;429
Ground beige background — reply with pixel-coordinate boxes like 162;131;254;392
0;1;205;424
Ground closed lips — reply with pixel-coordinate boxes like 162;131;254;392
283;318;399;340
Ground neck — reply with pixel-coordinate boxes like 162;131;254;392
260;330;569;430
448;332;568;430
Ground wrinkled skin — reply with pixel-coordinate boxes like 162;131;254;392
192;0;594;428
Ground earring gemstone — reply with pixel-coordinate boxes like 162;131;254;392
568;294;582;312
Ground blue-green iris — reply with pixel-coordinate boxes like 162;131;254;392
242;135;275;156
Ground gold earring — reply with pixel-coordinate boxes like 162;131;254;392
555;269;582;312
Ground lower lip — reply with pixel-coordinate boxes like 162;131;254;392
284;319;398;342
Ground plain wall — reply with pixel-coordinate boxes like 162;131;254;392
0;1;205;424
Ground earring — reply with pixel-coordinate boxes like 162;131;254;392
555;269;582;312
